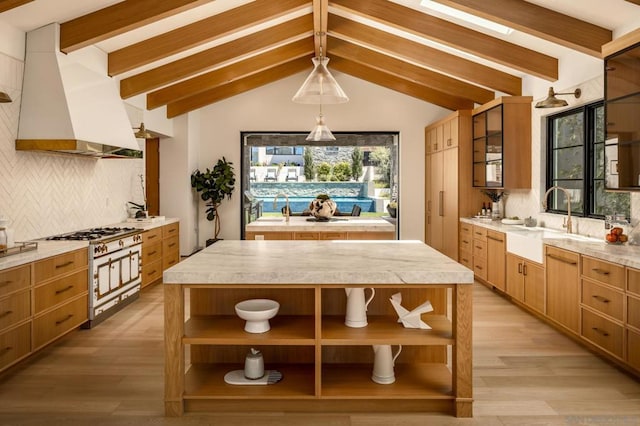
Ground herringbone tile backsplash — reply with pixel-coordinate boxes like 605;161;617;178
0;53;143;242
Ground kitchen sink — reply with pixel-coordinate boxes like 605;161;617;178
506;227;603;263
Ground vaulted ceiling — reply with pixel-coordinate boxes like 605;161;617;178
1;0;638;118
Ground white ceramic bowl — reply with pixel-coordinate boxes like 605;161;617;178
235;299;280;333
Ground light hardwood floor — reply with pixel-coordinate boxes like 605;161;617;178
1;281;639;425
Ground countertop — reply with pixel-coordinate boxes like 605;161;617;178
461;217;640;269
245;216;395;233
111;216;179;230
0;240;89;271
163;240;474;285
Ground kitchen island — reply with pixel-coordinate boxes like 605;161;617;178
245;216;396;240
163;240;474;417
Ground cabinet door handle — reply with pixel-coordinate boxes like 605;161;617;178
55;314;74;326
462;258;469;263
148;250;157;256
168;243;176;248
0;346;12;355
438;191;444;216
487;236;503;242
591;268;610;275
55;285;74;295
0;280;12;286
475;265;483;270
591;327;609;337
475;245;483;250
55;261;74;269
0;310;13;319
546;253;577;265
518;263;522;274
462;240;469;244
592;295;610;304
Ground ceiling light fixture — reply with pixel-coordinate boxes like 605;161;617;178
535;87;581;109
419;0;513;35
306;105;336;142
0;91;12;103
292;52;349;104
133;122;152;139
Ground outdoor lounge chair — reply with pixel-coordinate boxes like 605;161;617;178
285;168;298;182
249;168;257;181
265;168;277;181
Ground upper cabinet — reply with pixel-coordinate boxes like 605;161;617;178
604;41;640;191
472;97;532;189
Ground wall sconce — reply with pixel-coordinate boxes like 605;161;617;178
535;87;581;108
0;91;12;103
133;122;152;139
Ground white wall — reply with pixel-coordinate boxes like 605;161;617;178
192;70;449;242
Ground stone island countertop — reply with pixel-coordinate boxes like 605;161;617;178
163;240;474;285
245;216;395;233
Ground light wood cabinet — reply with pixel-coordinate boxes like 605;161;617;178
425;110;479;261
505;253;544;314
472;97;532;189
471;225;487;281
581;308;624;359
486;230;506;291
545;246;580;334
458;223;472;270
142;222;180;288
165;281;472;417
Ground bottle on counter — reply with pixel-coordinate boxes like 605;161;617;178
481;202;486;216
0;227;6;251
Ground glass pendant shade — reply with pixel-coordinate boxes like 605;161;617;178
306;113;336;141
293;57;349;104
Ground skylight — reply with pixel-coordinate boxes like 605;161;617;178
419;0;514;35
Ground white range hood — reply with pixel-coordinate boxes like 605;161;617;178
16;23;141;158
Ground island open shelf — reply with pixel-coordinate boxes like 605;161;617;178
164;240;473;417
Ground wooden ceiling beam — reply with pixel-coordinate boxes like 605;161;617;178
108;0;309;76
328;37;493;104
312;0;328;57
625;0;640;5
328;14;520;95
166;57;310;118
120;14;313;99
59;0;214;53
0;0;33;13
330;0;558;81
148;39;314;109
432;0;611;57
329;56;473;111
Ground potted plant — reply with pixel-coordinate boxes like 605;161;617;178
128;174;148;218
387;201;397;218
191;157;236;246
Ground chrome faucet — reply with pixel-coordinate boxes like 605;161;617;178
273;193;290;222
542;186;572;234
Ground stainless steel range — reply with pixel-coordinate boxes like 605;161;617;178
46;227;143;327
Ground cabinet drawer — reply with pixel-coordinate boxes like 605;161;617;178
163;222;179;238
319;232;347;240
459;234;472;252
472;226;487;239
581;256;625;290
546;245;579;265
0;290;30;332
34;269;88;314
163;250;180;271
142;259;162;287
294;232;320;240
473;256;487;280
487;230;505;243
346;231;395;240
581;279;623;321
142;240;162;264
473;239;487;258
0;264;30;296
33;295;88;350
143;227;162;244
0;322;31;372
628;267;640;296
458;250;472;270
34;249;88;284
628;295;640;330
459;222;472;237
163;235;179;253
581;308;623;359
628;329;640;371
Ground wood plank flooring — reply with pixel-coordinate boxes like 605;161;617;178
0;281;639;425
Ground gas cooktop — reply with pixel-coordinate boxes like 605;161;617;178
46;227;141;242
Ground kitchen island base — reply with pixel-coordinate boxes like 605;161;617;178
164;284;472;418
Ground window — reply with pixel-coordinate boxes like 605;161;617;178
265;146;303;156
546;101;630;218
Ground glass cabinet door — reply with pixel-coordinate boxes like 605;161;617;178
605;43;640;190
473;105;503;187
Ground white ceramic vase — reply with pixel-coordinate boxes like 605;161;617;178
309;197;337;220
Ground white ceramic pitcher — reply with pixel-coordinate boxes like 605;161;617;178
371;344;402;384
344;287;375;328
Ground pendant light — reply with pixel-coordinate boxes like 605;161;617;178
306;105;336;141
535;87;581;108
292;51;349;104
